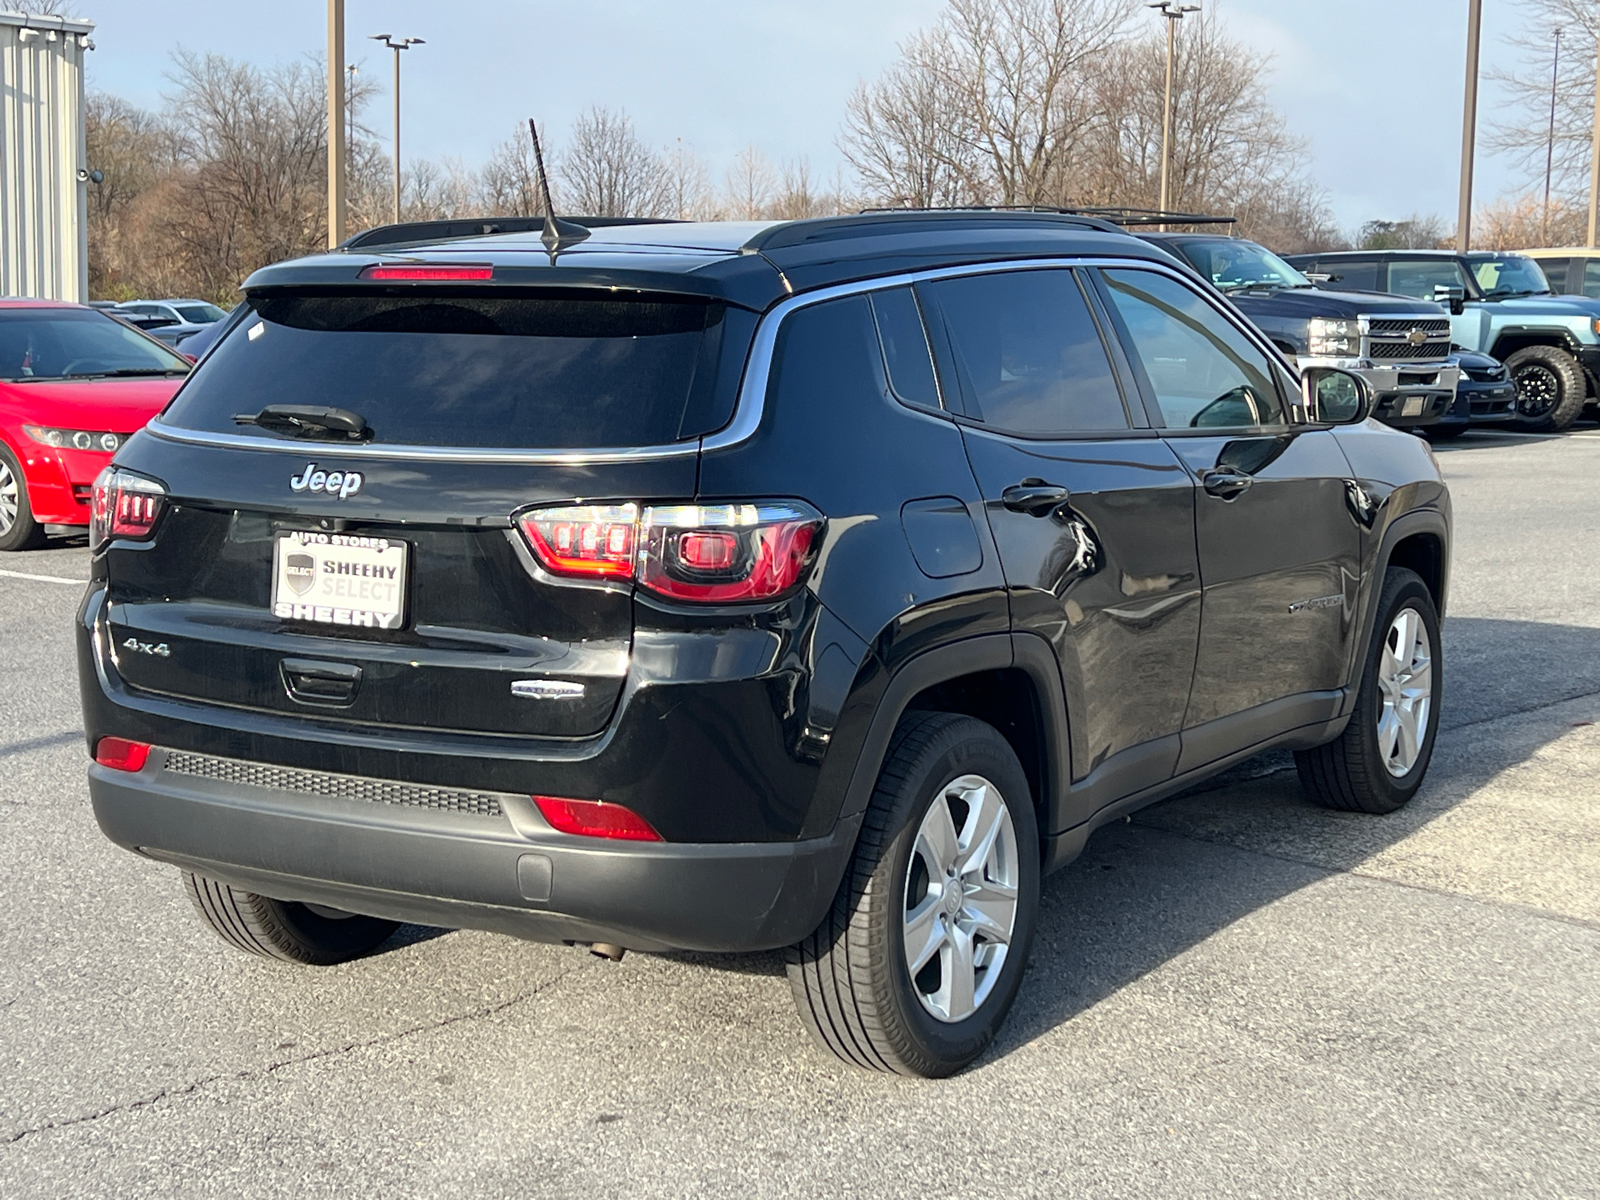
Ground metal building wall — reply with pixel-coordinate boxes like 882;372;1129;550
0;12;95;302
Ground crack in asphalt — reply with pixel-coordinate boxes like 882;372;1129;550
1;959;591;1146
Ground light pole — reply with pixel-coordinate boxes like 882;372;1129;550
1148;2;1199;225
326;0;345;248
1544;28;1562;245
1458;0;1483;252
370;34;424;225
1589;18;1600;247
346;62;358;162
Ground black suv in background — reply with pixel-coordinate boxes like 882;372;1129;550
1144;233;1458;430
78;212;1450;1077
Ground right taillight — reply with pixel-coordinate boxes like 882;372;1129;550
516;500;823;603
90;467;167;552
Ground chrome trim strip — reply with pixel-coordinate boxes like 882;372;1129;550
146;422;699;464
703;253;1299;454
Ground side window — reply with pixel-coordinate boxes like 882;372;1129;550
921;268;1129;434
869;288;941;410
1324;258;1379;291
1539;258;1570;293
1581;261;1600;299
1387;258;1470;300
1098;268;1285;430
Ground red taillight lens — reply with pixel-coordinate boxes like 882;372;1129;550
518;504;639;580
95;737;151;772
90;467;167;552
533;795;662;842
515;500;823;602
359;263;494;281
639;503;822;602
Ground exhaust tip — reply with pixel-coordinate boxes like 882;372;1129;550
589;942;625;962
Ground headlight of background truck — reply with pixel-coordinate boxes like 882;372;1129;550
1307;317;1364;357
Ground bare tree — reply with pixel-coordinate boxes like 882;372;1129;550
1357;215;1449;250
661;140;716;219
559;107;670;218
478;120;548;216
724;145;775;219
841;36;978;208
1486;1;1597;202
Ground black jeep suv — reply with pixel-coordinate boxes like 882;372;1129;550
79;212;1450;1077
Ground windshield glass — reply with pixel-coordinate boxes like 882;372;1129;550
162;291;728;449
175;303;226;323
1467;254;1551;297
0;308;192;381
1175;240;1311;292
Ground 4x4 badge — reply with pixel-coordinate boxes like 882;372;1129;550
290;463;364;500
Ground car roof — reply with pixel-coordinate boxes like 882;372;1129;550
242;211;1171;311
1307;248;1531;259
0;297;89;309
1520;247;1600;256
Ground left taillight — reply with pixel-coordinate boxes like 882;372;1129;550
515;500;823;603
90;467;167;552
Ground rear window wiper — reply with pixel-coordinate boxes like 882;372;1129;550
233;404;371;441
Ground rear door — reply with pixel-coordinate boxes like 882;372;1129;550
105;288;741;739
1092;266;1362;772
919;266;1201;810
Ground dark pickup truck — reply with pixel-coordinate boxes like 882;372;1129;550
1144;233;1458;430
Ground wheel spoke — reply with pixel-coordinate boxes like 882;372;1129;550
1378;707;1402;764
1397;702;1421;768
955;782;1006;876
935;923;977;1022
915;798;960;876
903;896;946;975
962;885;1016;944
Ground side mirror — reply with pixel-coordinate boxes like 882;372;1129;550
1432;284;1466;315
1304;272;1333;284
1302;368;1372;425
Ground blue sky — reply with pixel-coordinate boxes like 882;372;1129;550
76;0;1534;235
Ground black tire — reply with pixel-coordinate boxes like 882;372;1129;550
183;871;399;964
786;712;1040;1077
1506;344;1586;432
0;443;47;552
1295;567;1442;814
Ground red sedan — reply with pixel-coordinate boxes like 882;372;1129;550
0;300;191;551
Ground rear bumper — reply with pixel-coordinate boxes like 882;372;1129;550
90;749;858;953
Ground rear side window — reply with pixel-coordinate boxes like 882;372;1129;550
922;268;1129;434
1387;259;1469;300
1321;258;1380;291
1538;258;1570;293
1584;261;1600;299
163;292;729;449
869;288;940;410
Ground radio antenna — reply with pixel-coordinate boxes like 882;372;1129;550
528;118;590;258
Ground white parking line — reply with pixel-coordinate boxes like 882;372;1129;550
0;568;86;586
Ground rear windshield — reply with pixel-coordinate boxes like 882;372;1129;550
162;291;728;449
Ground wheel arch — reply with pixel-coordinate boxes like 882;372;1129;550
834;633;1070;863
1489;330;1580;363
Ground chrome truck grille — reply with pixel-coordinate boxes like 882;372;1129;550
1363;316;1452;361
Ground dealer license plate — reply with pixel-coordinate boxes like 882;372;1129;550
270;531;408;630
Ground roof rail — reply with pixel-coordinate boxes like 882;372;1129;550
856;204;1235;227
745;207;1127;251
339;215;681;252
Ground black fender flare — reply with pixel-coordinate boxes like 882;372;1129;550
1341;504;1450;719
833;631;1072;841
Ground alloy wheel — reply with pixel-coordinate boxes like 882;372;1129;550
902;773;1020;1023
0;460;18;534
1513;364;1559;419
1376;607;1433;777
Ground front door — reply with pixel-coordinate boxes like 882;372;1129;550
1093;266;1363;773
918;266;1202;820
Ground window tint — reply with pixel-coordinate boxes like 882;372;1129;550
163;292;725;449
1386;259;1469;300
1099;268;1284;429
1583;261;1600;299
0;308;191;381
923;269;1128;433
1538;258;1570;292
1322;258;1380;291
869;288;940;409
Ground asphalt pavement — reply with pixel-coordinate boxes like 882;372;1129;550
2;429;1597;1199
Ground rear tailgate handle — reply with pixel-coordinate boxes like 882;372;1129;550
281;658;362;707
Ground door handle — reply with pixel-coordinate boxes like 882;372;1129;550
1001;480;1071;517
281;658;362;707
1201;468;1254;500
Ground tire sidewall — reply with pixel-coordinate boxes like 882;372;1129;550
0;441;44;552
1351;572;1443;809
872;721;1041;1073
1507;346;1585;431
